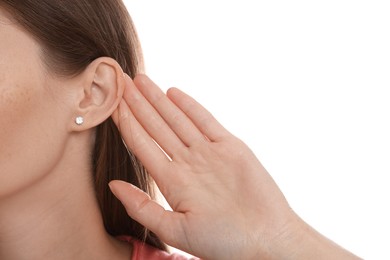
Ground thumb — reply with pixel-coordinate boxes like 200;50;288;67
108;180;181;245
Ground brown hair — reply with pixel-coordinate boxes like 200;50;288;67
0;0;166;250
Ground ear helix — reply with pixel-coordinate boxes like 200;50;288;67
75;116;84;125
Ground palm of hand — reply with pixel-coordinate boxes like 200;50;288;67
110;75;294;260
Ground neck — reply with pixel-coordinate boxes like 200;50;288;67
0;134;131;260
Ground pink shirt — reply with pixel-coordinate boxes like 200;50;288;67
118;236;200;260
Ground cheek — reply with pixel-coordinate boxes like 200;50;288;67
0;81;33;145
0;22;74;199
0;81;33;119
0;77;69;199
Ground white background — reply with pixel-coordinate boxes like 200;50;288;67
124;1;390;258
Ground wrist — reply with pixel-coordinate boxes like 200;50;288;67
266;212;307;259
265;213;361;260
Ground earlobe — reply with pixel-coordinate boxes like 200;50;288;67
71;57;125;131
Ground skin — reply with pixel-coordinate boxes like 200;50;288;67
0;6;361;260
0;9;131;260
110;75;362;260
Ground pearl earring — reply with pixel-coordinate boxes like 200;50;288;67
75;116;84;125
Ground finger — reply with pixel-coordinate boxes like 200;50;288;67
134;75;207;146
112;100;172;185
167;87;230;142
122;75;187;159
109;180;187;249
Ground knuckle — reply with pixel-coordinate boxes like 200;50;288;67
149;90;165;106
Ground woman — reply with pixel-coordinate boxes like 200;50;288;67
0;0;169;259
0;0;360;259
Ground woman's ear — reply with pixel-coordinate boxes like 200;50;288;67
69;57;125;131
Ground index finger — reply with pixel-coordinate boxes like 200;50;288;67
167;87;231;142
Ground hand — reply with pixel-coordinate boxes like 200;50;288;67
109;75;359;260
109;74;296;259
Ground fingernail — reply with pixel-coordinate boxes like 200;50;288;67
124;74;131;85
108;182;117;195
